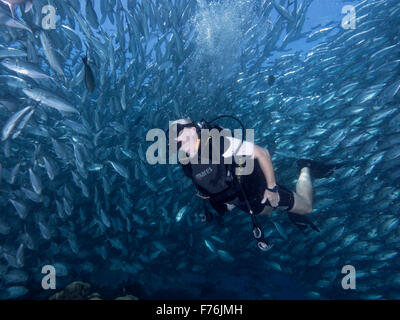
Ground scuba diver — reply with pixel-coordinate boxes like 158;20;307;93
168;117;343;251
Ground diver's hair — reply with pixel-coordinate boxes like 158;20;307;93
169;118;194;137
170;118;193;126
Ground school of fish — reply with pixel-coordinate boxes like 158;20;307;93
0;0;399;299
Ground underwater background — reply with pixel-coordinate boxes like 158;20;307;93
0;0;399;300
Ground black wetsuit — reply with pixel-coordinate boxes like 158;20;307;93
230;158;295;214
181;136;295;216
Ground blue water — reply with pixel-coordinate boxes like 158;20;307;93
0;0;399;300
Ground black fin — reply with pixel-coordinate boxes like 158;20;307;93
288;212;320;232
297;159;343;179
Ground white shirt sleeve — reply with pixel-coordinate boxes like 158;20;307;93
222;136;254;158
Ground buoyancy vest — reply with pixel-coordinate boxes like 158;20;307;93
181;135;241;215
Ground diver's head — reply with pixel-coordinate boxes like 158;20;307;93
170;119;200;158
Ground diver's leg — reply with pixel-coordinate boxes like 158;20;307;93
289;167;313;214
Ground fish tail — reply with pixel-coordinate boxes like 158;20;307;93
25;1;33;13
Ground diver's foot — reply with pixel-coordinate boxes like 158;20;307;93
297;159;343;179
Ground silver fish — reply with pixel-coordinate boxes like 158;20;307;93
23;88;79;114
39;31;65;76
28;168;42;195
1;58;51;80
1;106;31;141
107;161;129;179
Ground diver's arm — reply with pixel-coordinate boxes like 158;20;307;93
227;137;276;188
253;145;277;189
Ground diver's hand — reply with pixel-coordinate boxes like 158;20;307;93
261;189;280;208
